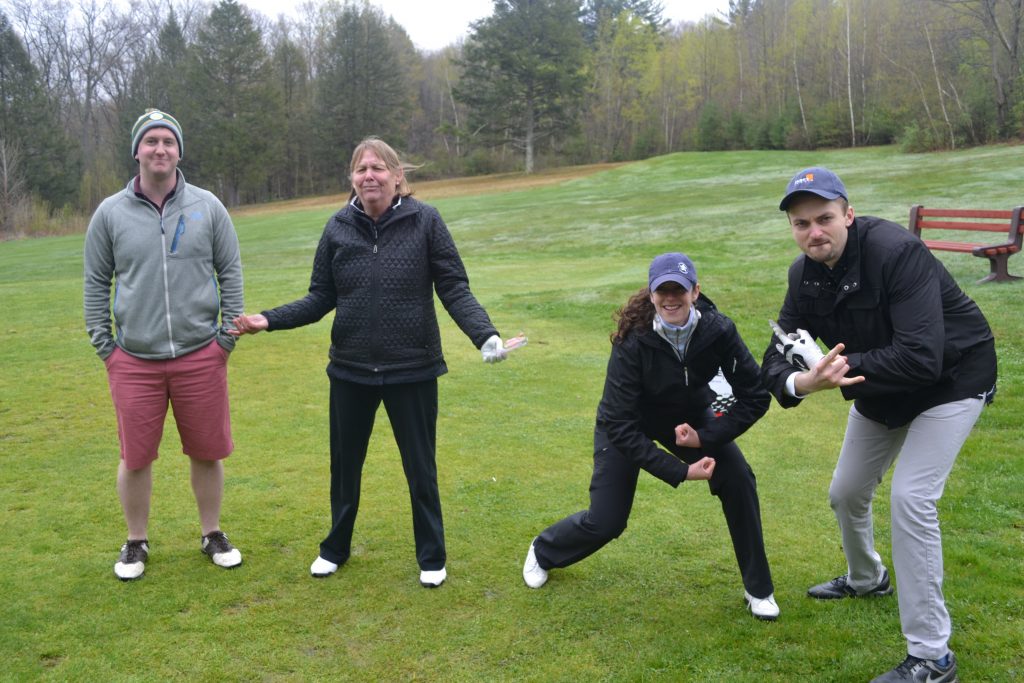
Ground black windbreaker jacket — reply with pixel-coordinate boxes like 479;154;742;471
761;215;996;428
595;295;770;487
263;196;498;378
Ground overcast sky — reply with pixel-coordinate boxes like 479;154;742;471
238;0;732;52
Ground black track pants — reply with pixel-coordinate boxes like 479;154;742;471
533;433;774;598
319;378;445;571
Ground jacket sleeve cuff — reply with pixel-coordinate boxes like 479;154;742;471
216;332;236;352
667;458;687;487
475;329;499;349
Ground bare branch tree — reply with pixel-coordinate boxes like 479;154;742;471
879;44;938;135
929;0;1024;133
845;0;856;146
0;137;27;235
924;23;956;148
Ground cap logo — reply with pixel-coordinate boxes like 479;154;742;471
677;262;689;274
148;112;165;121
793;173;814;186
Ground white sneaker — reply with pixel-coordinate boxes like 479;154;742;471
310;555;339;578
522;542;548;588
420;567;447;587
744;591;780;621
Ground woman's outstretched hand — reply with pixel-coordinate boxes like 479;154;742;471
230;313;269;336
481;334;507;363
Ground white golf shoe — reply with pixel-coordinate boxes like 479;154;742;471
201;531;242;569
744;591;780;621
522;541;548;589
419;567;447;587
310;555;339;578
114;539;149;581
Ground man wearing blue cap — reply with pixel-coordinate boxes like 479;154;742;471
84;109;245;581
761;167;997;681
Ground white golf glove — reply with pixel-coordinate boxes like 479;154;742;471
769;320;825;372
481;335;507;363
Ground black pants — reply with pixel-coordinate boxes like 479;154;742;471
533;432;774;598
320;378;445;571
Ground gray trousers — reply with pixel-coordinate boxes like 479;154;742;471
830;397;984;660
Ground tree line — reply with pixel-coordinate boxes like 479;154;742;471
1;0;1022;235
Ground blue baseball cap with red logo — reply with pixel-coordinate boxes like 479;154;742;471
779;167;848;211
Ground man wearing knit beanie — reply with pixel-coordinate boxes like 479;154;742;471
84;108;246;582
131;109;184;160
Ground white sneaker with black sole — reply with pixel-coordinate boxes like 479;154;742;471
310;556;339;577
419;567;447;587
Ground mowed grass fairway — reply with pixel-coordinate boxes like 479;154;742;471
1;146;1022;681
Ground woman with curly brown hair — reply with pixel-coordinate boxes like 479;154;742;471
522;252;779;620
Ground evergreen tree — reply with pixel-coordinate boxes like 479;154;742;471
269;21;314;198
0;12;79;214
188;0;280;205
456;0;586;173
581;0;664;42
314;3;411;177
152;9;189;106
119;10;192;181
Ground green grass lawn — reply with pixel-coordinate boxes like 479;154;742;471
1;145;1022;681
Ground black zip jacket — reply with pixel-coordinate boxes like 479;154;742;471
263;196;498;378
761;215;996;428
595;295;770;487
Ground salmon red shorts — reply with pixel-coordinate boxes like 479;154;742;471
105;340;234;470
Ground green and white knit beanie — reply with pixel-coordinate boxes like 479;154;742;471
131;109;183;160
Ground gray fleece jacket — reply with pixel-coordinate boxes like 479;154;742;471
83;170;243;360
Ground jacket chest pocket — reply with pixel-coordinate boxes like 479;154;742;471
841;287;888;350
798;286;885;351
165;215;209;260
796;287;837;322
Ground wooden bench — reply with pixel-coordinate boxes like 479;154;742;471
909;205;1024;283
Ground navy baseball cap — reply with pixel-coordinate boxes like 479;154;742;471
779;167;848;211
648;252;698;292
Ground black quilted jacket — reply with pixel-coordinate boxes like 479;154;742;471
263;196;498;377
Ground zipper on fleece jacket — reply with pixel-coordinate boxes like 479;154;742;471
158;212;176;357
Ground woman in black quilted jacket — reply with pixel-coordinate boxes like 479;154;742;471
232;137;508;588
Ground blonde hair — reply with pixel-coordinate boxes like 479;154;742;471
349;137;421;197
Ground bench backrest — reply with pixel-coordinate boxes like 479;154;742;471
909;206;1024;244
